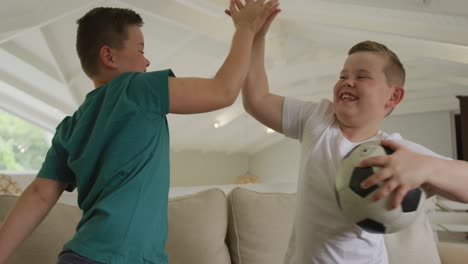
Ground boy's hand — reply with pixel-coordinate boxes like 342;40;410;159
226;0;280;34
255;7;281;39
359;140;433;209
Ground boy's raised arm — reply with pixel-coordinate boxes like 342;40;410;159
232;0;284;133
168;0;280;114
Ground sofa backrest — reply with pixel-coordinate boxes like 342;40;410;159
227;187;296;264
166;188;231;264
0;184;442;264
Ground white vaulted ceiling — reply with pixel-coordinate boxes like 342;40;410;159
1;0;468;154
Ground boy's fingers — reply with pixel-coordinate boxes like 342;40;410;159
264;9;280;24
359;155;388;168
392;186;408;209
234;0;245;9
264;0;279;11
380;140;402;151
225;9;232;16
373;179;398;201
268;3;280;14
229;0;239;15
361;168;390;189
262;3;279;20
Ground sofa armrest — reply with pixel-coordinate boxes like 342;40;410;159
438;241;468;264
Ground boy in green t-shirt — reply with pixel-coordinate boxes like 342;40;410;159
0;1;281;263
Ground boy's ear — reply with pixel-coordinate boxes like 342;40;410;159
386;86;404;109
99;45;118;70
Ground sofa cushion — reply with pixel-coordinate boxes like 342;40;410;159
384;200;441;264
227;187;295;264
166;188;230;264
438;241;468;264
0;195;81;264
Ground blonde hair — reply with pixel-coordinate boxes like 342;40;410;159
348;41;405;87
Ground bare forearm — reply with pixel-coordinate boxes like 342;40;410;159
0;180;61;262
428;159;468;203
214;27;255;102
243;37;268;112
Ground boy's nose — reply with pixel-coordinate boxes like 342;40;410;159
342;79;354;88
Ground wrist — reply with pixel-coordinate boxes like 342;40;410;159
254;34;266;40
235;24;256;35
427;157;447;185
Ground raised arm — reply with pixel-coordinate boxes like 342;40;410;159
169;0;280;114
0;177;67;263
242;6;284;133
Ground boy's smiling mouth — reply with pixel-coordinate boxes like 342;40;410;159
339;92;358;102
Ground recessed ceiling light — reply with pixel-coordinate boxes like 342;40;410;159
266;128;275;134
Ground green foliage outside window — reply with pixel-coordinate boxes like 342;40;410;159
0;110;50;170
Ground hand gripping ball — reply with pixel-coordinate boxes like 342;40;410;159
335;141;426;234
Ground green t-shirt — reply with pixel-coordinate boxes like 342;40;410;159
38;70;174;264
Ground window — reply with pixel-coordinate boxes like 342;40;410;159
0;109;51;171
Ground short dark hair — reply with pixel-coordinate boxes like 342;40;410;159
76;7;143;78
348;40;405;87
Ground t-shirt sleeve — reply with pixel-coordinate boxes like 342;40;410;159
282;97;334;141
385;134;450;160
37;121;76;192
128;69;175;115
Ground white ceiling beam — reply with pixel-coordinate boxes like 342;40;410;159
280;1;468;46
0;51;75;114
0;40;61;86
39;28;81;107
0;83;63;132
114;0;230;43
116;0;284;44
0;1;96;45
282;20;468;65
317;0;468;17
0;70;74;114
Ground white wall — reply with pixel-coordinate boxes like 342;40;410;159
250;111;456;183
249;138;300;183
380;111;455;158
170;150;248;186
2;111;455;188
2;150;249;191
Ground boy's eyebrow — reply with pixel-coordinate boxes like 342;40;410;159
356;69;371;74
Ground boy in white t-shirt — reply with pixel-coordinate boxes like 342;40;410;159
239;2;448;262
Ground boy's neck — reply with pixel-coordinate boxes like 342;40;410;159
93;79;106;88
92;71;120;88
339;124;380;142
92;75;116;88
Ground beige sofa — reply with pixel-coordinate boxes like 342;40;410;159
1;183;467;264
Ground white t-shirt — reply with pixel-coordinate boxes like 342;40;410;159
282;98;442;264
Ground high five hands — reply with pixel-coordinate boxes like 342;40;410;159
225;0;281;36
